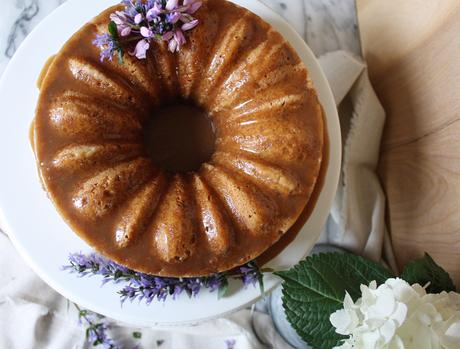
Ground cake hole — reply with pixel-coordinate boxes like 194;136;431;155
143;100;216;173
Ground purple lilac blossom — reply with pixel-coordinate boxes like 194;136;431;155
182;19;199;31
78;307;120;349
131;39;150;59
167;29;186;52
134;13;144;24
109;11;128;25
94;0;203;61
166;0;180;11
185;0;203;14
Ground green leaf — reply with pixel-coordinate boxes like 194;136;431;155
114;270;123;280
108;21;119;39
401;253;456;293
275;252;394;349
132;331;142;339
218;278;229;299
257;269;265;296
117;49;124;65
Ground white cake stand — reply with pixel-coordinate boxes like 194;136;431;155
0;0;341;326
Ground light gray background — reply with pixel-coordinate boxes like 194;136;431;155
0;0;360;77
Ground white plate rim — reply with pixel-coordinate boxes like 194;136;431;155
0;0;341;326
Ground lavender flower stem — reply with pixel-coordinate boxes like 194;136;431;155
75;303;120;348
64;251;264;304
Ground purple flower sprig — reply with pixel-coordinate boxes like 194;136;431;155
93;0;202;63
76;304;120;348
225;339;237;349
63;252;136;285
63;252;265;305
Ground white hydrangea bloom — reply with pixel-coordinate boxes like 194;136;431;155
330;278;460;349
330;293;360;335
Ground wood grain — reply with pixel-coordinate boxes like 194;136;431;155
357;0;460;284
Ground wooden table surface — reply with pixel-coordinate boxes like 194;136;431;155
357;0;460;285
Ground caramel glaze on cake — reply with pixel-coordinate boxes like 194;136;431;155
32;0;325;277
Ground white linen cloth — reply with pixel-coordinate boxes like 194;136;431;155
0;50;393;349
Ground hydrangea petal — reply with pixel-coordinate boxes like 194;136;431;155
392;302;408;326
361;330;380;349
370;288;396;318
330;278;460;349
389;335;405;349
440;320;460;349
330;309;354;335
380;320;397;344
445;322;460;337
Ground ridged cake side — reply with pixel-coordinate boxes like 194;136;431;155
33;0;324;276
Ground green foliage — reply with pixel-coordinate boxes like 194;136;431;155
108;21;118;39
276;252;394;349
401;253;456;293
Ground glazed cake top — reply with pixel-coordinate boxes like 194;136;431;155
33;0;324;276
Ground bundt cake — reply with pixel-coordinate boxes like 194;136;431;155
32;0;325;277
